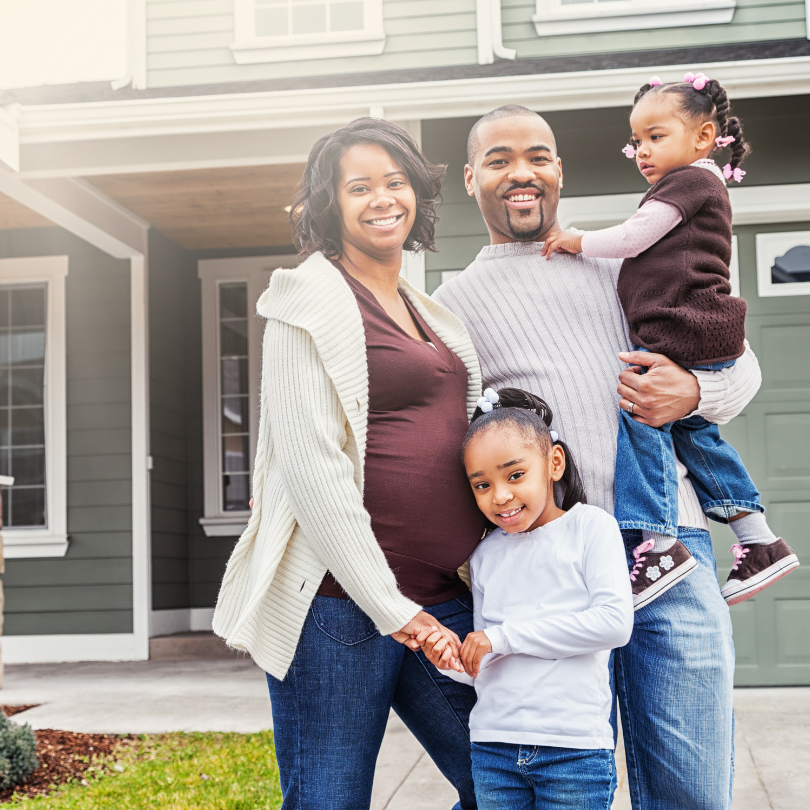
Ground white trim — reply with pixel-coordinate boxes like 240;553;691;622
401;252;426;293
131;254;151;660
0;256;68;558
477;0;516;65
2;633;142;664
231;0;385;64
558;183;810;230
198;256;296;533
0;475;14;486
16;56;810;145
149;607;215;637
0;104;21;172
532;0;736;37
131;0;147;90
755;230;810;298
730;235;740;298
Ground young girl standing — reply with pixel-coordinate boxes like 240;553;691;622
542;73;799;610
420;388;633;810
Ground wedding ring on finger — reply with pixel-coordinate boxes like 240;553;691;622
627;401;635;416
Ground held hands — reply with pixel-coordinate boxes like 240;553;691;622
541;230;583;259
392;612;463;666
417;628;493;678
617;351;701;428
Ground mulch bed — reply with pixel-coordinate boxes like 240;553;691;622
0;706;133;803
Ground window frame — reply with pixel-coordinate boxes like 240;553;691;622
198;255;297;537
231;0;386;65
0;256;68;559
531;0;737;37
755;230;810;298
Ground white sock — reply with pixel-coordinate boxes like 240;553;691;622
730;512;778;546
642;530;677;554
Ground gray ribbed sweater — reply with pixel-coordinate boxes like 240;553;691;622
433;242;762;530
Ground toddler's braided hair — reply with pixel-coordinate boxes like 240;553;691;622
633;77;751;170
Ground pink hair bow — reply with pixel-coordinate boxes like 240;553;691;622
715;135;735;149
649;76;662;87
622;144;637;159
722;163;745;183
684;71;709;91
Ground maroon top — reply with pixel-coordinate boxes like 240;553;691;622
318;263;486;605
618;164;746;366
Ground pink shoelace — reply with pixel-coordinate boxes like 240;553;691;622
630;539;655;582
729;544;749;571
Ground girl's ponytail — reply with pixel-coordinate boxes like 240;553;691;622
465;387;587;510
632;73;751;172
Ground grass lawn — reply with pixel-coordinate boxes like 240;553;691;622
12;731;282;809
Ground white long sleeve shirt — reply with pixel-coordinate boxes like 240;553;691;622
445;503;633;750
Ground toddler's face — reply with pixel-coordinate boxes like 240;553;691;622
629;94;716;185
464;426;565;534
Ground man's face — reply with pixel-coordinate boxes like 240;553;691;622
465;116;563;245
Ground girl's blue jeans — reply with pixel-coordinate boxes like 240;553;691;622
615;351;763;536
471;742;616;810
266;592;477;810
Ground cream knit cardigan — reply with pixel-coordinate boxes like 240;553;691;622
212;252;482;679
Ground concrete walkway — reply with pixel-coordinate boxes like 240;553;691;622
1;660;807;809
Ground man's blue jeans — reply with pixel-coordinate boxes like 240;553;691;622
615;354;762;535
266;592;477;810
615;528;736;809
471;741;616;809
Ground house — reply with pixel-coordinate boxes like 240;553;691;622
0;0;808;685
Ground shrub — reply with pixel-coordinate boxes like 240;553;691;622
0;711;38;788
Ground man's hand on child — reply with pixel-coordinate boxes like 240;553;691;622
415;628;465;673
460;631;493;678
541;230;583;259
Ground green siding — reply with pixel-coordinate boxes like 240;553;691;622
502;0;806;59
149;229;195;611
422;94;810;293
146;0;478;88
145;0;807;89
0;228;133;636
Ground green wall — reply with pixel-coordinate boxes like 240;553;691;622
0;228;133;635
148;230;237;612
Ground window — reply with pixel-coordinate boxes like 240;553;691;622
531;0;736;37
756;231;810;298
231;0;385;64
0;284;47;528
198;256;297;537
0;256;67;558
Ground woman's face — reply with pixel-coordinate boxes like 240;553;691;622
335;143;417;259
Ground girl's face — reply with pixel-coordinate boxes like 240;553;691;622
335;143;417;260
629;93;717;185
465;426;566;534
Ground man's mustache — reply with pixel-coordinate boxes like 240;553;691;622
502;183;544;197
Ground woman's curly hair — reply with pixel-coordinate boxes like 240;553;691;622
290;118;446;259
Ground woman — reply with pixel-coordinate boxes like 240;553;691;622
213;118;486;809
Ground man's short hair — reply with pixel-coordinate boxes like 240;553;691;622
467;105;545;164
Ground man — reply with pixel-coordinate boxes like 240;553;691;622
432;105;761;809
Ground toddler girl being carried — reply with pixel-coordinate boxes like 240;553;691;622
542;72;799;609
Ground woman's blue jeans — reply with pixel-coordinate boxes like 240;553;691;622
266;592;477;810
471;742;616;810
615;528;736;809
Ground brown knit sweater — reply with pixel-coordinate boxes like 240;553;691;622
617;164;747;366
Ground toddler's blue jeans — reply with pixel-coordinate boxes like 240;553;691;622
615;350;763;536
471;741;616;809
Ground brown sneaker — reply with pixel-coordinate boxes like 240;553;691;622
630;539;698;611
721;539;799;606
